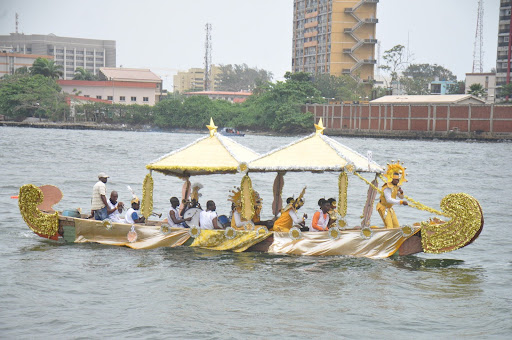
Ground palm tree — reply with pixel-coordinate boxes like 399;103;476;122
73;67;97;81
467;83;487;98
30;58;63;79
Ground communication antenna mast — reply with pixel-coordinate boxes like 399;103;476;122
204;23;212;91
15;13;19;33
472;0;484;73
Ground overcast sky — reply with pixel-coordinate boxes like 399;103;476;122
0;0;500;90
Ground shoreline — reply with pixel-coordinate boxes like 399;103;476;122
1;120;511;141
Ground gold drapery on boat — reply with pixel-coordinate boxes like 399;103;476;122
190;229;272;252
240;174;254;221
269;227;420;259
74;219;190;249
141;172;154;219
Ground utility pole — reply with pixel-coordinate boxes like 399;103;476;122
204;23;212;91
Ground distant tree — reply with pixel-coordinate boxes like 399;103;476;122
73;67;97;81
372;86;390;99
154;98;184;128
312;73;341;99
379;44;407;82
217;64;273;92
446;80;465;94
0;74;64;121
467;83;487;97
14;66;29;75
498;83;512;101
239;72;322;132
30;58;63;79
284;71;312;82
400;63;457;95
71;88;82;96
336;75;368;101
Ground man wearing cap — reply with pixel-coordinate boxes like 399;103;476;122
125;196;145;224
376;172;408;229
91;172;110;221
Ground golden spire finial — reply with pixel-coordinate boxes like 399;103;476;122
314;118;325;135
206;117;218;137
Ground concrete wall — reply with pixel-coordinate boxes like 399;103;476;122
305;104;512;135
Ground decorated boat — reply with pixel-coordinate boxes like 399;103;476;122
18;118;483;259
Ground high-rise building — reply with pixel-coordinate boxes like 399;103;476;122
292;0;378;84
496;0;511;87
0;33;116;80
173;65;221;93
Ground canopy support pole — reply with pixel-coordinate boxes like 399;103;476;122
361;174;378;228
272;171;285;218
180;176;191;215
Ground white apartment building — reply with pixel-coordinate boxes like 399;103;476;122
465;73;496;103
58;68;162;106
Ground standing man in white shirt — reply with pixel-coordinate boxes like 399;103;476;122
199;200;221;229
91;172;109;220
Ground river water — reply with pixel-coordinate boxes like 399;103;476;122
1;126;511;339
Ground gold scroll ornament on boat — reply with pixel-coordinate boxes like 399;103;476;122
18;184;60;238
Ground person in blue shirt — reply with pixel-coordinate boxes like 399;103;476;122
125;197;145;224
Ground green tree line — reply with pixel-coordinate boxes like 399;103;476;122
73;72;324;133
0;59;326;132
2;57;509;132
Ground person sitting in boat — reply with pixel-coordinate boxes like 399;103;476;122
309;198;331;232
125;196;145;224
180;183;203;217
199;200;221;229
376;170;408;229
228;188;268;230
168;197;192;228
106;191;125;223
273;195;307;233
90;172;110;220
180;198;201;217
230;203;249;230
327;197;338;227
